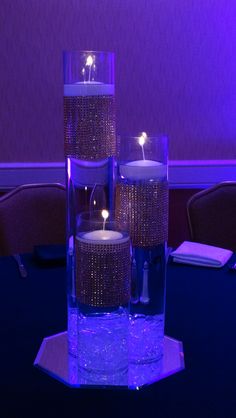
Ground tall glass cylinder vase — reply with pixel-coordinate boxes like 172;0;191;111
63;51;121;384
116;134;168;367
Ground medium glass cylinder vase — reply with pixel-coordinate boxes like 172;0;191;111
116;134;168;366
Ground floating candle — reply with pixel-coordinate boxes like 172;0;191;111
77;210;128;244
119;160;166;181
77;229;130;246
83;229;123;241
119;133;167;180
64;81;114;96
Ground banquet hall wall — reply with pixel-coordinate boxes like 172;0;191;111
1;1;235;246
1;0;236;163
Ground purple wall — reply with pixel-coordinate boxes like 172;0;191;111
1;0;236;162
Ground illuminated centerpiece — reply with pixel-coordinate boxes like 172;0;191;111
34;52;184;390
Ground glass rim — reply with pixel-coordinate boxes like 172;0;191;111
76;210;129;233
77;209;116;219
63;50;115;56
117;133;168;141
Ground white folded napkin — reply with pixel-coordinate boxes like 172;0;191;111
171;241;233;268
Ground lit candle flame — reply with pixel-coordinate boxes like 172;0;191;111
86;55;94;67
138;132;147;145
85;55;94;82
138;132;147;160
102;209;109;230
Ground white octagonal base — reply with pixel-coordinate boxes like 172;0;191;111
34;331;184;390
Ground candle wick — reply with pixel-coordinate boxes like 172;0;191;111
88;65;92;82
141;145;146;160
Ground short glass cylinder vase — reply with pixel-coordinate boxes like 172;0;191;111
68;211;131;386
116;134;169;366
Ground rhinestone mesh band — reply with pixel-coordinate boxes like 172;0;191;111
75;237;131;307
64;95;116;160
115;180;168;247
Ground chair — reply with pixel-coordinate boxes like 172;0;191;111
187;181;236;251
0;183;66;256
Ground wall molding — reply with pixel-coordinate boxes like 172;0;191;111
0;160;236;190
0;162;65;190
169;160;236;188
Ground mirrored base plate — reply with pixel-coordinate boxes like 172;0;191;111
34;332;184;389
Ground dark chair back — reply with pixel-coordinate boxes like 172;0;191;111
0;183;66;256
187;181;236;251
